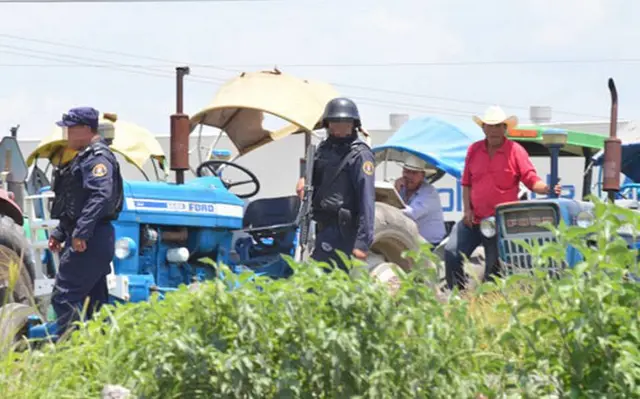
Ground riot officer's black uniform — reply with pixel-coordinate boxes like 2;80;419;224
310;98;376;271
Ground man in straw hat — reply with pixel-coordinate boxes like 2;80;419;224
394;154;446;245
444;105;561;290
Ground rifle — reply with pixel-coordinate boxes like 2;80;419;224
295;143;316;262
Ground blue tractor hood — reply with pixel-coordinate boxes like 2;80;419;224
592;122;640;183
372;116;484;179
119;176;245;229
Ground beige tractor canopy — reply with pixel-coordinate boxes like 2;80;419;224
26;114;168;180
189;69;341;156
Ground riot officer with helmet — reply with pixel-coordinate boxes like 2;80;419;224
48;107;124;336
296;97;376;271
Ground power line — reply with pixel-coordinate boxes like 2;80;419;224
1;33;638;69
0;40;605;120
1;45;607;120
5;58;640;68
0;58;624;120
0;64;174;67
0;48;226;84
0;0;275;3
0;33;237;74
2;49;482;121
0;33;611;120
202;59;640;67
0;48;484;121
0;43;228;82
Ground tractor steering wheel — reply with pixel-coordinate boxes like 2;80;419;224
195;160;260;199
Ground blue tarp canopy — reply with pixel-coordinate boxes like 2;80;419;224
372;116;484;180
592;122;640;183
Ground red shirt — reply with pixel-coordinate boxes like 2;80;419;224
461;139;542;224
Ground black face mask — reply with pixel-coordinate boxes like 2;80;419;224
327;130;357;145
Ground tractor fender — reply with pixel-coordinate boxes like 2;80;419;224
0;190;23;226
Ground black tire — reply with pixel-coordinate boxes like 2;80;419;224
0;215;36;305
368;202;424;272
362;202;431;294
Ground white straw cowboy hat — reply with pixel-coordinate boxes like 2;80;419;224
402;154;437;176
472;105;518;129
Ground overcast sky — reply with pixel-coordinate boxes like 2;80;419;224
1;0;638;139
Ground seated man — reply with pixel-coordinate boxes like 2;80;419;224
394;154;446;246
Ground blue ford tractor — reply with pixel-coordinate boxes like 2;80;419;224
476;79;640;277
0;67;422;347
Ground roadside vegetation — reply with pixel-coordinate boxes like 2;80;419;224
0;199;639;398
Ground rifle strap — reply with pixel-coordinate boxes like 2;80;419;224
312;146;361;204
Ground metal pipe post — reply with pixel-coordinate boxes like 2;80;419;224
603;78;621;203
170;66;191;185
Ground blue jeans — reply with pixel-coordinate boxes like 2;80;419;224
444;220;499;290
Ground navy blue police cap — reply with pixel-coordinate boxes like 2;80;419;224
56;107;100;130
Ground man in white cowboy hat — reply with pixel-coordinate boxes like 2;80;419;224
444;105;561;290
394;153;446;245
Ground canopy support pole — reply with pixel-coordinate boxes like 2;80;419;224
300;131;311;179
383;150;389;181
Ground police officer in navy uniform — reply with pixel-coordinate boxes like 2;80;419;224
297;97;376;271
48;107;124;336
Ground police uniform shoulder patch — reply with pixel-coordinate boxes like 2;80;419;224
92;163;108;177
362;160;374;176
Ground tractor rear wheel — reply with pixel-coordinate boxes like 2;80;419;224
363;202;432;294
0;215;40;351
369;202;424;270
0;215;36;305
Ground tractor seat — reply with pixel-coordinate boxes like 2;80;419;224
242;195;301;234
235;195;301;262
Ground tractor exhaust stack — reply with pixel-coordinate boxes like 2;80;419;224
170;66;191;185
9;125;19;138
603;78;621;203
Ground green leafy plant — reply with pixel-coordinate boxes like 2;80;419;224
0;200;638;398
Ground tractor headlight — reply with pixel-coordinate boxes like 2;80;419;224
166;247;190;263
576;211;594;228
115;237;136;259
480;216;496;238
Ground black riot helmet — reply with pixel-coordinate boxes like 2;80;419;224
322;97;361;128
